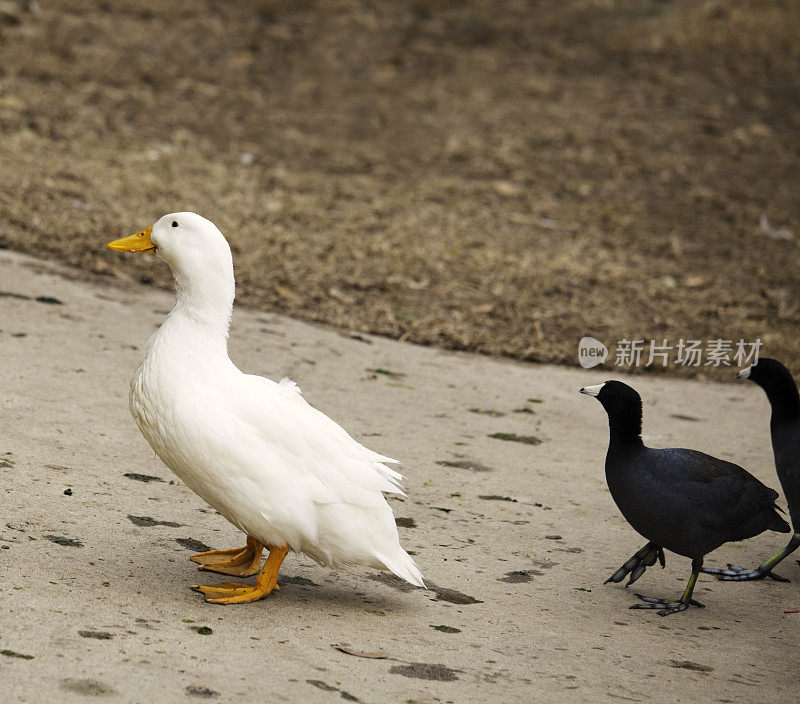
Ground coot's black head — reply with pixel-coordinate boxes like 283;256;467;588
739;357;793;388
581;380;641;410
580;380;643;440
738;357;799;417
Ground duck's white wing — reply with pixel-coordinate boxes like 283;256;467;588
188;373;421;583
233;374;405;507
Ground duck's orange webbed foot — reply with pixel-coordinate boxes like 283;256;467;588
191;545;288;605
189;536;263;577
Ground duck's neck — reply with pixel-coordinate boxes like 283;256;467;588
169;268;234;348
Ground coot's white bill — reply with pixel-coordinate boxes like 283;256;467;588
580;383;605;397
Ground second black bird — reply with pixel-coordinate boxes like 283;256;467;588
703;358;800;581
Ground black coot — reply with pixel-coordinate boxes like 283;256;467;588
704;358;800;581
581;380;789;616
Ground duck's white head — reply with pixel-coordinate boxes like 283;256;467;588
108;212;235;331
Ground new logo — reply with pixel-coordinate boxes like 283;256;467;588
578;337;608;369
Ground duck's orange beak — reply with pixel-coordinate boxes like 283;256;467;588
107;226;155;253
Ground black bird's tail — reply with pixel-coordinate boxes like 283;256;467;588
732;486;791;540
769;509;791;534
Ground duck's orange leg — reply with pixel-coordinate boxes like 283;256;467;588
189;536;263;577
191;545;289;605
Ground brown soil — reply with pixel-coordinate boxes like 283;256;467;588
1;0;799;376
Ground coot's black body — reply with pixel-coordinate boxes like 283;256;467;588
608;445;787;560
704;358;800;581
582;380;789;615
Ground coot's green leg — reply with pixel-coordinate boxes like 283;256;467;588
630;558;705;617
605;542;665;586
702;533;798;582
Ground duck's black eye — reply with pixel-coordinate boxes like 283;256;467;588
171;221;179;227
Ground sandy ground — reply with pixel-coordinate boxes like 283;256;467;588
0;249;797;703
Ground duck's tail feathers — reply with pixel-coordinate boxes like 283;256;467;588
378;549;425;588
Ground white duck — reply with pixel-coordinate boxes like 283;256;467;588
107;212;423;604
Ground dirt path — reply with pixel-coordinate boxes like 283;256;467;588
0;250;796;703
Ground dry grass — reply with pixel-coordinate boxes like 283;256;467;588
1;0;799;376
